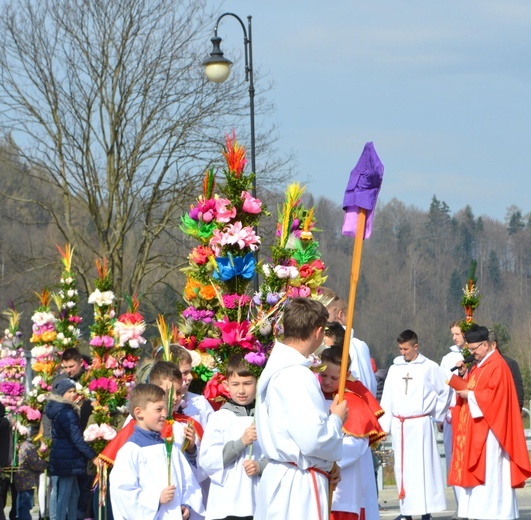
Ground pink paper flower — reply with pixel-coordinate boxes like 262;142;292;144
204;373;231;400
215;198;237;223
88;377;118;394
213;317;256;350
18;405;42;422
83;424;101;442
89;335;115;348
287;285;311;298
105;356;119;369
83;423;116;442
210;222;261;251
241;191;262;214
100;423;117;441
189;197;217;223
245;351;267;367
198;337;223;351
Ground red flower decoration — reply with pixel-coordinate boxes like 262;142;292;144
160;420;174;440
310;259;325;271
118;312;143;324
179;335;197;350
298;264;314;279
204;373;231;401
222;130;247;178
189;246;214;265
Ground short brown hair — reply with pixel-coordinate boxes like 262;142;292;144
321;345;350;367
154;344;192;365
128;383;165;418
61;348;83;362
397;329;418;345
324;321;345;347
449;320;462;329
148;361;182;386
226;354;255;379
327;297;347;315
283;298;328;342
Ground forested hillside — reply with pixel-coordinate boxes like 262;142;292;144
314;195;530;396
1;141;529;398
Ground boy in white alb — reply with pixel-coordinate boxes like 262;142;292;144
319;346;384;520
110;383;204;520
255;298;348;520
173;346;214;427
199;354;265;520
379;329;451;520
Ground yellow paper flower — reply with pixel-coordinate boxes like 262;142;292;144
41;331;57;343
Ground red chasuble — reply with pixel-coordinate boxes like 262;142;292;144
98;419;136;466
341;379;386;446
98;411;204;467
172;412;204;440
448;349;531;488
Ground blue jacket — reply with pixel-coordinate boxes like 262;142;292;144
45;394;96;476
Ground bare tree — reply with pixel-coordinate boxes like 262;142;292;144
0;0;288;301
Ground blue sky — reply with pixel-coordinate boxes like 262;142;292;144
213;1;531;223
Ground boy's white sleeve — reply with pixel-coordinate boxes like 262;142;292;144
338;435;369;469
197;411;231;486
110;443;160;519
172;448;205;518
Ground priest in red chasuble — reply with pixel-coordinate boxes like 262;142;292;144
449;324;531;520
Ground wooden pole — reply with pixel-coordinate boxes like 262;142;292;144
329;208;367;517
337;208;367;401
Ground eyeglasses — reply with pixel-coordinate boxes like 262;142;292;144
468;341;487;352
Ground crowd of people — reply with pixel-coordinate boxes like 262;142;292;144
1;295;530;520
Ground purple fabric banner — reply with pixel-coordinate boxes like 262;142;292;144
342;142;384;238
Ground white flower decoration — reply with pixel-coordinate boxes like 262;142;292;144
88;289;115;306
274;265;299;280
31;311;57;326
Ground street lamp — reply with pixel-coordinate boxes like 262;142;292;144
203;13;256;200
203;13;259;293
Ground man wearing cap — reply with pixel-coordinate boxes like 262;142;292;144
449;324;531;520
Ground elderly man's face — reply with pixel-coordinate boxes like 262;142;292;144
467;341;490;362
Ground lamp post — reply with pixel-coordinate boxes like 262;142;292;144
203;13;256;200
203;13;259;292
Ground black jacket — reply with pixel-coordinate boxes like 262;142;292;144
0;416;11;468
502;355;524;410
45;394;96;476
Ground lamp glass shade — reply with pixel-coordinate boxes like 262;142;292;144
205;62;231;83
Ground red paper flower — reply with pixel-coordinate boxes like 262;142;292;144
118;312;143;324
160;419;174;440
203;373;231;401
189;246;214;265
222;130;247;178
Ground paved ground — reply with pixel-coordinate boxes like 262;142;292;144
4;484;531;518
379;484;531;520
